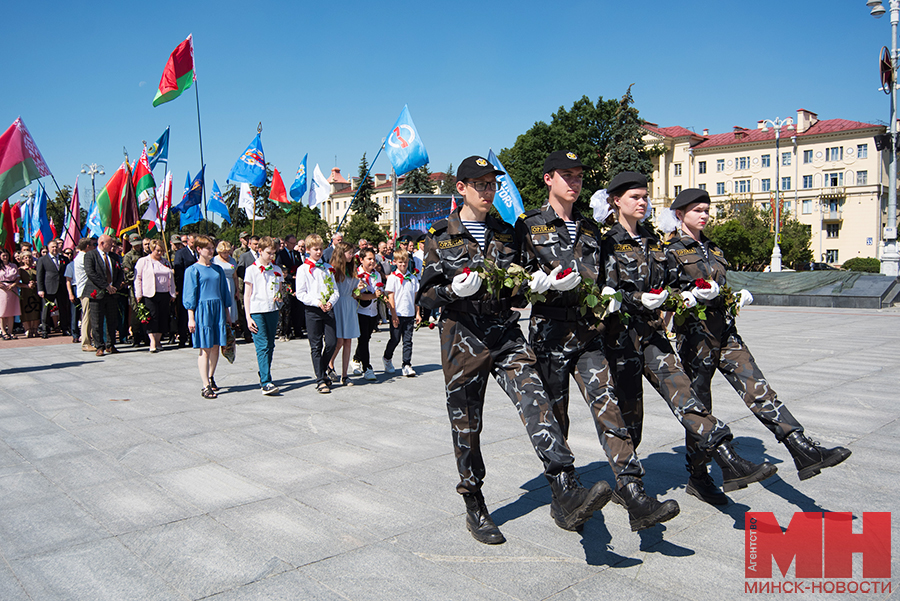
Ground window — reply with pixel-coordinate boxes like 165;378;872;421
858;170;868;185
716;182;725;195
826;172;843;187
761;154;771;168
825;249;839;263
674;185;682;196
826;223;840;238
826;147;843;162
674;163;682;176
827;199;841;213
781;177;791;190
782;152;792;166
803;150;813;164
761;178;771;192
735;179;750;193
761;202;770;212
803;175;813;189
698;161;707;174
858;144;868;159
736;156;750;170
698;183;706;191
784;200;792;213
716;159;725;172
802;200;812;214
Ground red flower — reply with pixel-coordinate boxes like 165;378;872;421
463;267;471;276
428;322;435;329
375;282;384;288
649;288;664;294
556;268;573;280
328;267;335;274
90;290;97;299
694;278;712;290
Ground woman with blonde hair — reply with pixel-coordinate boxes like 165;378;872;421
213;240;238;323
328;242;360;385
134;240;176;353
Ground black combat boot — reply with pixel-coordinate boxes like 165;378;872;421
782;431;851;481
547;470;612;531
462;491;505;545
611;477;680;532
713;440;777;492
685;454;728;506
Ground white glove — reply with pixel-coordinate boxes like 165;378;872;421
680;290;698;309
738;289;754;308
551;268;582;292
641;289;668;310
601;286;620;313
529;266;558;295
692;280;720;301
451;270;482;298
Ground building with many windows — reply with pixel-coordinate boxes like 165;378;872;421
643;109;888;266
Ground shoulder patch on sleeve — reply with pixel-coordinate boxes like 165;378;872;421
428;219;448;235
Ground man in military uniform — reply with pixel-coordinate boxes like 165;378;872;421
121;233;148;346
417;156;611;545
516;151;679;532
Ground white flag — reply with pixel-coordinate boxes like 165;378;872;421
143;171;173;232
238;183;262;220
309;163;330;208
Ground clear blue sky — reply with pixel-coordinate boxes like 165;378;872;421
1;0;892;201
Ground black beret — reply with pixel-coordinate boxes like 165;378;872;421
456;156;504;182
606;171;648;197
671;188;711;211
543;150;585;174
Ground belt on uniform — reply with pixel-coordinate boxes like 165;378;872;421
531;303;582;322
446;298;513;315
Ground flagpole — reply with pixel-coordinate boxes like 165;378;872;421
194;79;207;235
160;127;170;245
335;142;385;233
48;174;80;249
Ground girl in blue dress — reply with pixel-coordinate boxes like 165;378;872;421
328;242;360;386
183;235;231;398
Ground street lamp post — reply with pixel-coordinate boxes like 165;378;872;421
761;117;795;272
80;163;105;204
868;0;900;277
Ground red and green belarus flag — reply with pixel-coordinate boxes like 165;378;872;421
133;148;156;205
96;162;139;237
0;117;52;202
152;34;195;107
269;167;292;212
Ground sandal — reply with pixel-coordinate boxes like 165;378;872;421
201;386;218;399
317;382;331;394
209;377;219;392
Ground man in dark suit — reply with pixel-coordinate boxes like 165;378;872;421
83;234;124;356
235;235;260;342
172;232;198;347
275;234;305;339
36;239;71;338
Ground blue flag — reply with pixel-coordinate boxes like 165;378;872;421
85;196;103;238
180;199;203;228
487;149;524;226
207;181;231;224
385;105;429;176
34;184;54;249
147;127;169;170
227;133;266;186
174;168;204;212
171;172;191;213
290;153;308;201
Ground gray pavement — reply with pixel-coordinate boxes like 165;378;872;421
0;306;898;600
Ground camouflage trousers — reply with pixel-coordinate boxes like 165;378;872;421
606;318;732;454
440;309;576;495
675;310;803;460
529;315;644;483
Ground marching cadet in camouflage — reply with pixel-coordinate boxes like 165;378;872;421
417;156;611;545
516;151;678;532
601;172;778;501
122;234;149;346
664;188;851;505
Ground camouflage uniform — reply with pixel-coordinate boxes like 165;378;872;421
417;208;577;495
122;246;146;342
665;230;803;461
517;204;644;483
602;222;732;453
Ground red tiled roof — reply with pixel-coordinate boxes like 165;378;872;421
691;119;881;149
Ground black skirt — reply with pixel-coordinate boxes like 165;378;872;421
143;293;171;334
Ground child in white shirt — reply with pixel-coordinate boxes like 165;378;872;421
243;236;284;395
295;234;339;393
383;248;421;377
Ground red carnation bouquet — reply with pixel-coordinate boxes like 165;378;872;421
694;278;712;290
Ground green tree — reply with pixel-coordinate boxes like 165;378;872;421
49;185;71;239
497;94;619;212
351;153;380;223
344;212;387;246
401;164;434;194
440;164;456;194
606;84;657;180
705;204;811;270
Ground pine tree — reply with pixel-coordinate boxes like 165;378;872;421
440;164;456;194
352;153;380;222
606;84;655;182
400;164;434;194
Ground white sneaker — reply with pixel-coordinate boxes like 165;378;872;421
383;358;395;374
364;367;377;381
261;383;279;395
402;365;416;377
351;360;362;376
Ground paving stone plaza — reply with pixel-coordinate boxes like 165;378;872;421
0;306;897;600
